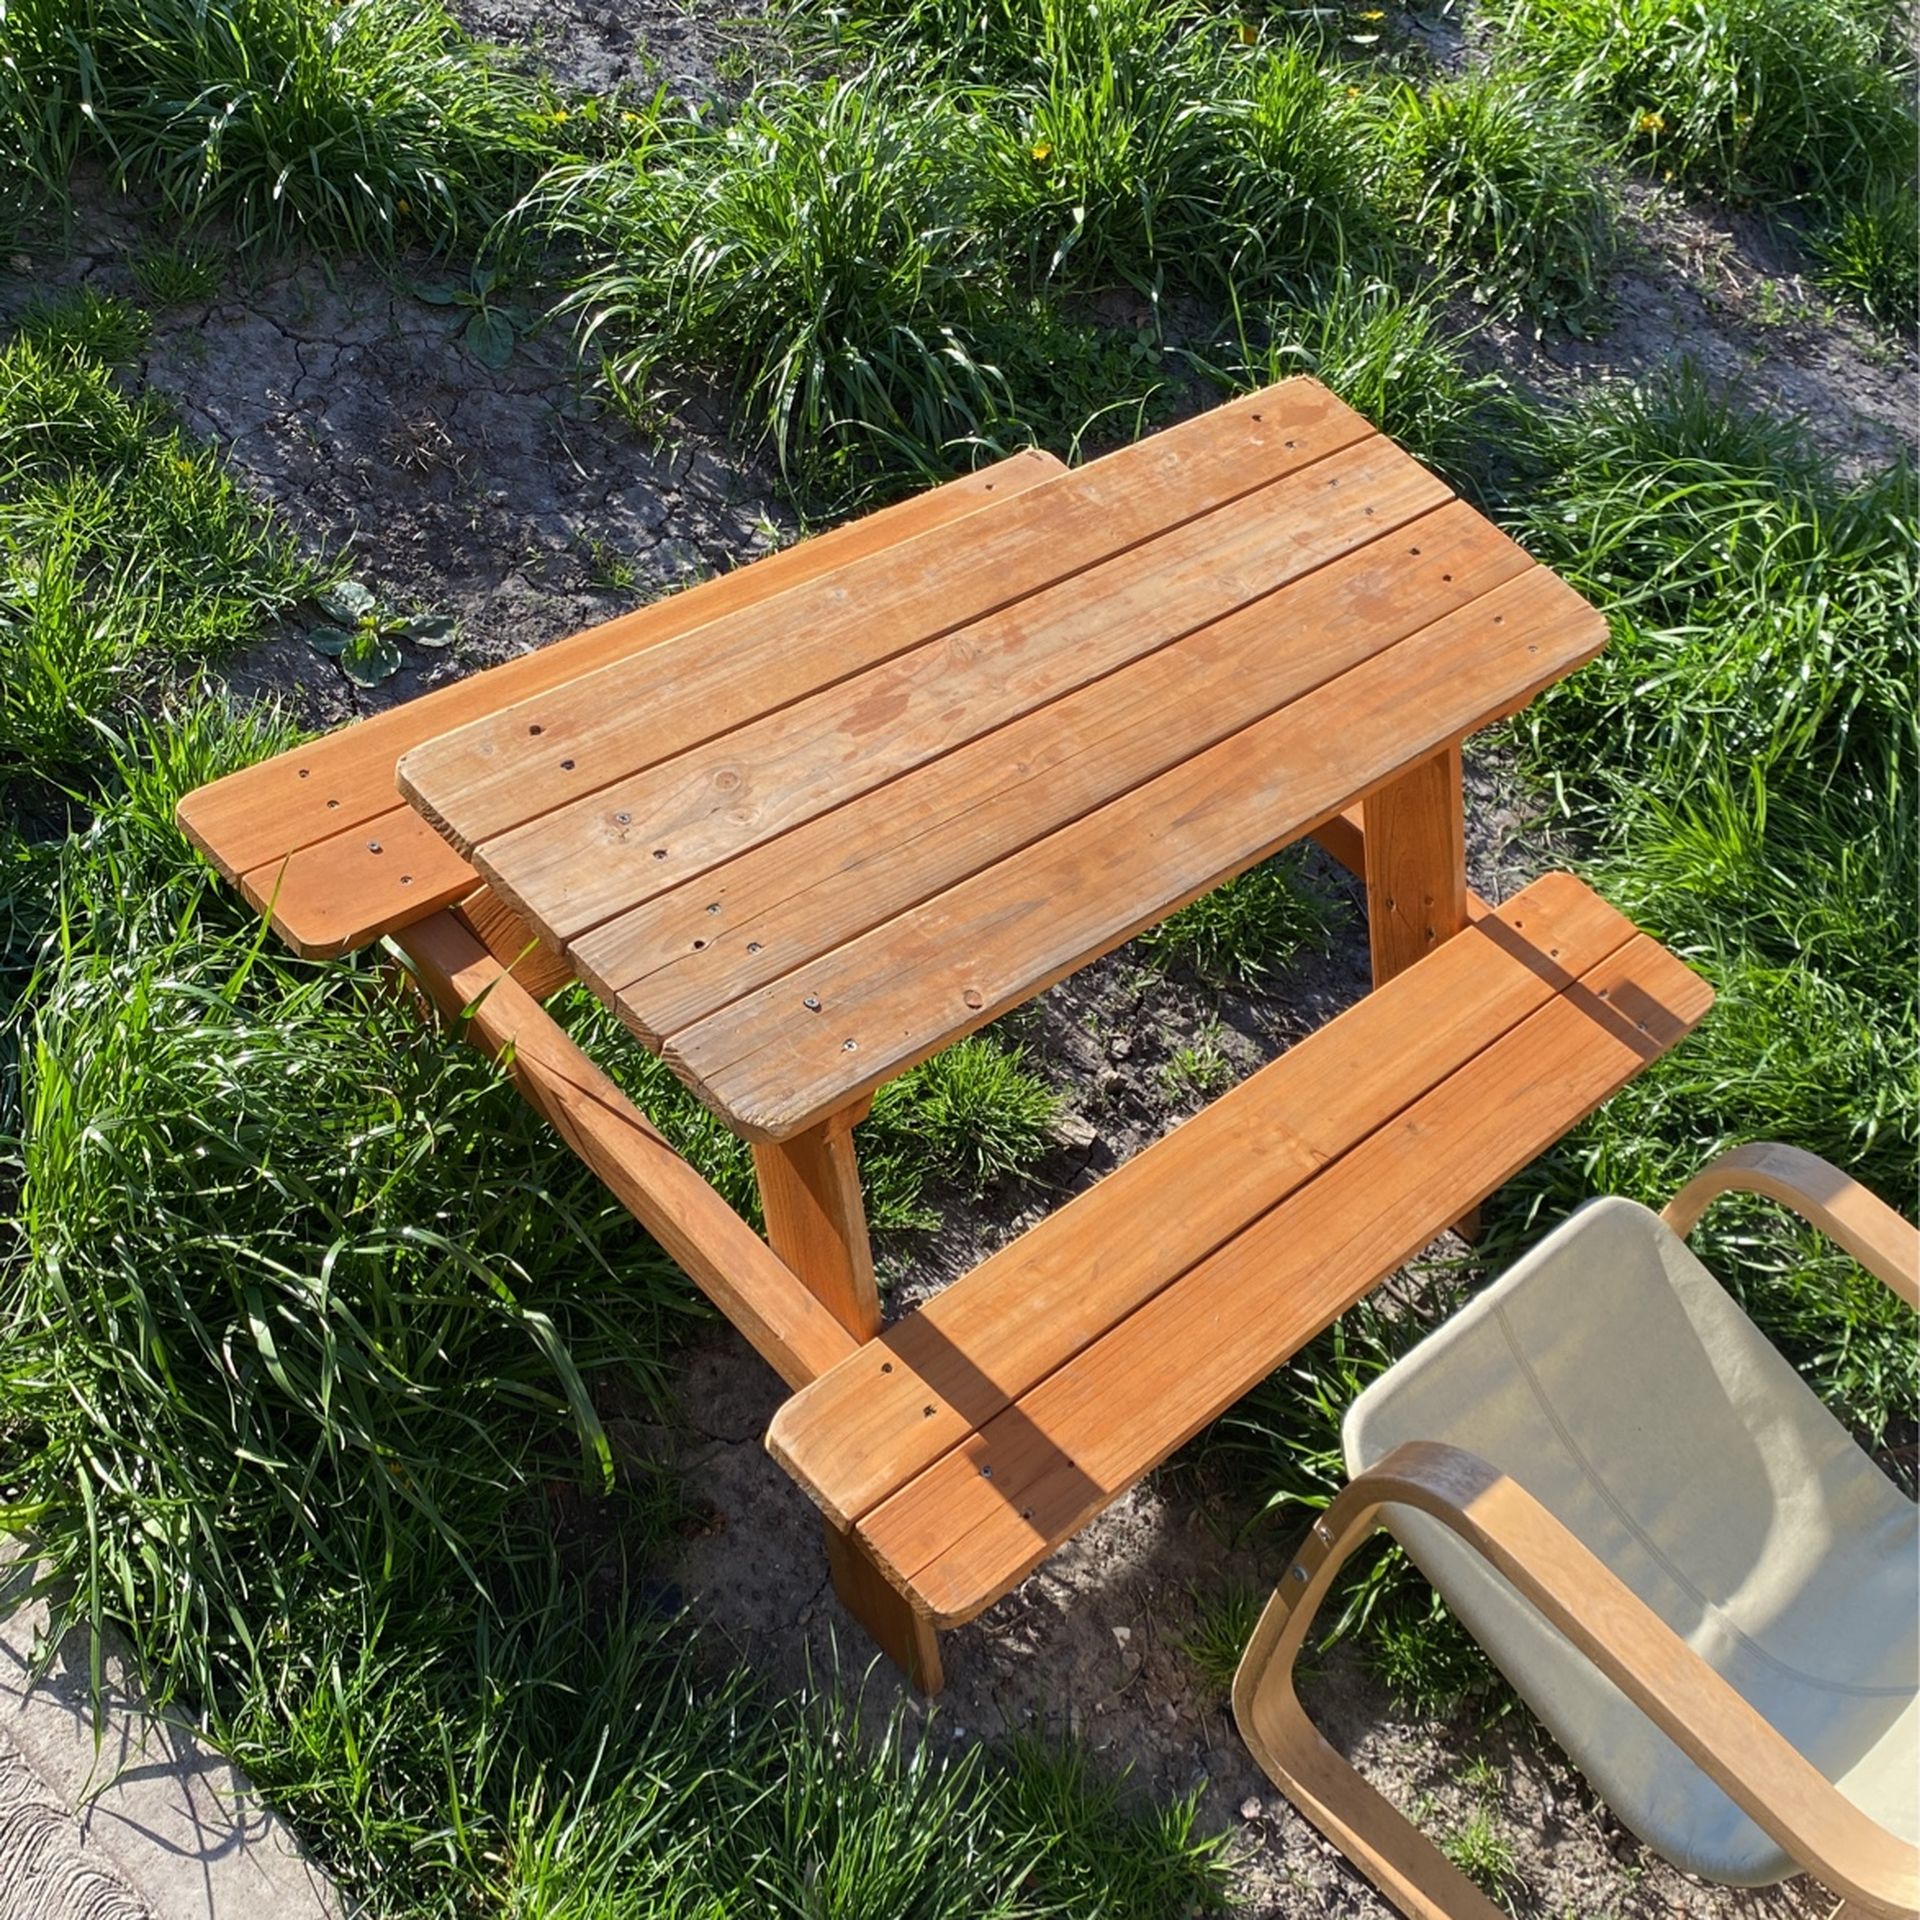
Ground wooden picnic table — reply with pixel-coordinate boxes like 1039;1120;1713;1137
178;379;1713;1691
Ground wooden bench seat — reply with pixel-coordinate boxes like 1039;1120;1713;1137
767;871;1712;1652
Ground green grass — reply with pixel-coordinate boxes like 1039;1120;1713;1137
0;294;1225;1915
1203;271;1504;484
1490;0;1916;204
1385;71;1617;326
0;293;320;786
1810;172;1919;325
1139;847;1344;984
1214;366;1916;1714
1175;1579;1264;1694
0;703;1220;1917
1497;367;1916;1452
0;0;579;252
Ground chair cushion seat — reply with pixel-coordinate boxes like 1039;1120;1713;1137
1344;1196;1918;1886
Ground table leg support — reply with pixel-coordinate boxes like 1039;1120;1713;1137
753;1110;882;1344
823;1518;944;1693
1362;744;1469;990
1363;746;1478;1240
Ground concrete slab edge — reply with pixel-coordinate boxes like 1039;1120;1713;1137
1;1542;348;1920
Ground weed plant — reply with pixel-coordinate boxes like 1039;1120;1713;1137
1810;174;1920;326
0;0;574;251
536;69;1030;488
1216;368;1916;1713
1140;847;1342;983
1499;368;1916;1448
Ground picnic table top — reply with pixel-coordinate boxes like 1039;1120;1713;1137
393;378;1604;1142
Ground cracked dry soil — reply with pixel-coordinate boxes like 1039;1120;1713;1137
7;11;1912;1911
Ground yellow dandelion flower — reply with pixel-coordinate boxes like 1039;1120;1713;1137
1359;8;1386;18
1030;139;1053;162
1635;109;1666;134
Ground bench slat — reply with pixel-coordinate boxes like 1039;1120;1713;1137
667;566;1606;1140
858;929;1713;1623
396;383;1376;853
177;450;1068;953
469;434;1447;946
574;500;1530;1045
767;871;1633;1527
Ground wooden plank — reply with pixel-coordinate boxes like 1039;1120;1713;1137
577;501;1530;1042
1364;745;1468;986
667;566;1608;1139
766;872;1636;1527
453;886;576;1001
177;449;1068;909
472;436;1450;944
396;382;1380;852
857;933;1715;1622
389;912;858;1391
752;1112;882;1343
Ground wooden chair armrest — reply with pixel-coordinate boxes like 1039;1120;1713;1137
1241;1441;1918;1919
1663;1142;1919;1309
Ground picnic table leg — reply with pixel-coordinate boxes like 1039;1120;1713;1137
1363;745;1479;1239
1362;743;1469;989
753;1107;883;1343
823;1517;944;1693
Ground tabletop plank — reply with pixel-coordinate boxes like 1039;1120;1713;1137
663;565;1606;1138
473;434;1450;945
179;451;1062;889
573;499;1533;1043
397;382;1376;852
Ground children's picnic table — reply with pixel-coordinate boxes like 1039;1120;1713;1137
179;380;1712;1690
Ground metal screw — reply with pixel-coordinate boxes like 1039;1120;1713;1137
746;941;763;954
1314;1522;1333;1545
706;902;721;914
1289;1564;1308;1585
652;848;668;860
614;811;631;826
804;995;821;1011
881;1362;893;1374
368;841;383;854
842;1038;858;1052
980;1465;993;1480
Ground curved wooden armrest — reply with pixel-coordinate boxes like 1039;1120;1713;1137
1663;1142;1918;1309
1237;1441;1919;1920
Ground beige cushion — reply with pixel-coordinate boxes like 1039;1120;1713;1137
1344;1197;1918;1887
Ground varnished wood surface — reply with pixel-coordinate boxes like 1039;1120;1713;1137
394;380;1606;1138
766;874;1712;1625
175;452;1066;956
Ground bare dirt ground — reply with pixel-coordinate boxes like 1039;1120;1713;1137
8;4;1912;1912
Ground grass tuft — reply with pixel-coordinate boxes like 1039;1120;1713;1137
1;0;574;251
1386;71;1617;326
0;296;320;785
1140;847;1343;984
1491;0;1915;204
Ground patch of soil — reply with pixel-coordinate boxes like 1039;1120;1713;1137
1480;179;1917;479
